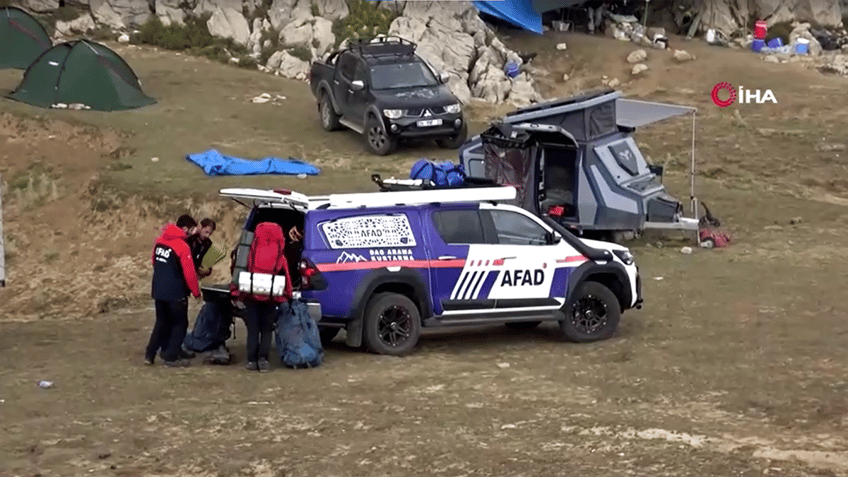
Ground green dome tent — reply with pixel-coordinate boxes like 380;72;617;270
0;6;52;69
7;39;156;111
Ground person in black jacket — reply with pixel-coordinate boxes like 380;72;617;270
187;218;217;278
145;214;201;367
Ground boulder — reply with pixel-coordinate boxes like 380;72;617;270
248;18;264;54
268;0;312;31
698;0;842;35
387;1;538;105
89;0;152;30
55;12;96;36
194;0;242;15
19;0;59;12
156;0;187;26
313;0;349;21
207;7;251;45
278;17;335;60
631;63;649;75
268;50;310;80
673;49;696;62
627;49;647;63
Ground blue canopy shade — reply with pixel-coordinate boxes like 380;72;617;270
473;0;544;34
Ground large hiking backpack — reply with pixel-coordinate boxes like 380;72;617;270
183;300;234;354
410;159;466;187
235;222;290;303
275;300;324;368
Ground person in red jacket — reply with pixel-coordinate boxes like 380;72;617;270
145;214;201;367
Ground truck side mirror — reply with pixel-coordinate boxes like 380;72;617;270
439;72;450;83
351;80;365;91
548;231;562;245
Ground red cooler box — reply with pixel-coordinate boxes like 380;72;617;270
754;20;767;40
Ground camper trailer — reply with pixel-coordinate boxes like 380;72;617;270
458;89;700;239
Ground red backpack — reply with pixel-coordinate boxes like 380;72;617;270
239;222;292;303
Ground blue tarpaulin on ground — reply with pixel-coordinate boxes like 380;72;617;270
186;149;321;176
473;0;544;34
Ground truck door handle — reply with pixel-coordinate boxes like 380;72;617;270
438;255;457;260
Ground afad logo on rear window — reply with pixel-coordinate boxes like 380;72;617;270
711;82;777;107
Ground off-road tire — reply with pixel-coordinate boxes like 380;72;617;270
505;321;542;330
560;281;621;342
319;92;341;131
363;293;421;356
319;327;341;344
435;122;469;149
365;114;397;156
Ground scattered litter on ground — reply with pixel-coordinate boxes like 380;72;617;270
653;277;664;280
497;362;510;369
680;246;693;254
38;380;54;389
151;157;159;162
501;424;517;429
556;43;567;50
250;93;287;104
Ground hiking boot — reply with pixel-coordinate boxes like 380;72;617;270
245;361;259;371
180;345;196;359
258;359;270;373
163;359;191;368
143;357;155;366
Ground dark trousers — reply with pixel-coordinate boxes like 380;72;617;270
244;300;277;363
146;298;189;362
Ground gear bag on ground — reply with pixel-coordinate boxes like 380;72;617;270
275;300;323;368
183;300;233;354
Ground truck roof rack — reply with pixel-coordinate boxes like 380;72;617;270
327;184;516;209
350;36;416;58
371;174;502;191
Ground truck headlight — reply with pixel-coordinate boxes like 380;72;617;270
382;109;404;119
444;103;461;114
613;249;634;265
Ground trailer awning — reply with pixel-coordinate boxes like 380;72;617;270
616;98;697;128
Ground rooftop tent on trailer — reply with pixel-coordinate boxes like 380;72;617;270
0;6;52;70
460;89;701;238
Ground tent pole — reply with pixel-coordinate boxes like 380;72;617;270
0;172;5;287
690;110;697;218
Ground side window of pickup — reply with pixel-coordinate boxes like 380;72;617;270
432;209;488;244
337;53;357;82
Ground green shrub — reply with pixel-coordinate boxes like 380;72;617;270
332;0;399;48
132;14;215;51
252;0;273;21
55;6;81;22
237;56;259;69
258;27;280;64
285;44;312;61
765;20;793;45
90;25;115;41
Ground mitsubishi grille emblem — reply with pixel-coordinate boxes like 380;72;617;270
424;109;432;117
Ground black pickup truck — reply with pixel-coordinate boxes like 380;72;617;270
309;37;468;156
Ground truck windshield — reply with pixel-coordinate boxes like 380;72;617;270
370;62;438;90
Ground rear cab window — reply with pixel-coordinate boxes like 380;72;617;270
431;209;491;244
